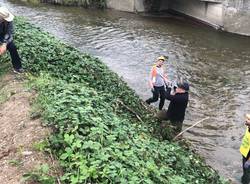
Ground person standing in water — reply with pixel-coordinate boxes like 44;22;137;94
240;114;250;184
146;56;168;110
164;79;189;133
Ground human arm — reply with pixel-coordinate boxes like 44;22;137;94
165;86;187;102
3;21;14;44
162;68;169;83
0;21;14;55
149;78;154;90
149;67;156;90
165;86;175;101
0;43;7;55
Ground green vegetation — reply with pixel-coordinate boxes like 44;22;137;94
0;57;11;104
32;140;49;152
0;90;9;105
39;0;106;8
22;164;55;184
2;17;229;183
0;54;11;79
20;0;41;5
8;159;23;167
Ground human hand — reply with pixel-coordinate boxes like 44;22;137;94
0;47;3;55
244;160;250;169
165;80;172;87
0;44;7;55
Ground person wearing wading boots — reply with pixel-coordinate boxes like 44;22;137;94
240;114;250;184
161;79;189;133
0;7;23;74
146;56;168;110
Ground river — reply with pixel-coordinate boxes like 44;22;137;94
2;1;250;183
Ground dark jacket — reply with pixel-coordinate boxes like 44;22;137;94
165;87;189;122
0;21;14;44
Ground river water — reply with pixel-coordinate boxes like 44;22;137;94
2;1;250;182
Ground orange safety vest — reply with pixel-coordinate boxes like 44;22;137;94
151;66;157;83
240;128;250;158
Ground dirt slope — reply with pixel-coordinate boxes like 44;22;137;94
0;73;53;184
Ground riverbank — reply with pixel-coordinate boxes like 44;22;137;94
4;1;250;181
0;67;61;183
0;17;230;183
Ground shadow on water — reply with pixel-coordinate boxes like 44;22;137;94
2;0;250;182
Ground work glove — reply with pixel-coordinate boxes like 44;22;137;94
244;160;250;169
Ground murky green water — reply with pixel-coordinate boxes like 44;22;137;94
2;0;250;182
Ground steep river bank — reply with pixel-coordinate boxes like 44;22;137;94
2;1;250;182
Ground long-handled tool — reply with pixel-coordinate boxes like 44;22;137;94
173;117;210;140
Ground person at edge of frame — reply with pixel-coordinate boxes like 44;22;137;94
0;6;23;74
240;114;250;184
145;55;168;110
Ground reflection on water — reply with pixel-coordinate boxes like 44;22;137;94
2;0;250;182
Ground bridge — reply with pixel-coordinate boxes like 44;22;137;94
107;0;250;36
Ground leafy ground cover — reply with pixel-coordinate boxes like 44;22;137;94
5;17;230;183
0;54;11;79
30;0;106;8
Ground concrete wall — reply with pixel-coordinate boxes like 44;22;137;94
159;0;170;11
134;0;145;12
106;0;135;12
106;0;145;12
106;0;168;12
206;3;223;25
168;0;250;35
169;0;223;28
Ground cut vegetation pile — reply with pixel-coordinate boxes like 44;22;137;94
0;17;229;183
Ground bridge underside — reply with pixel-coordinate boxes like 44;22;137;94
107;0;224;28
107;0;250;36
172;0;223;28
